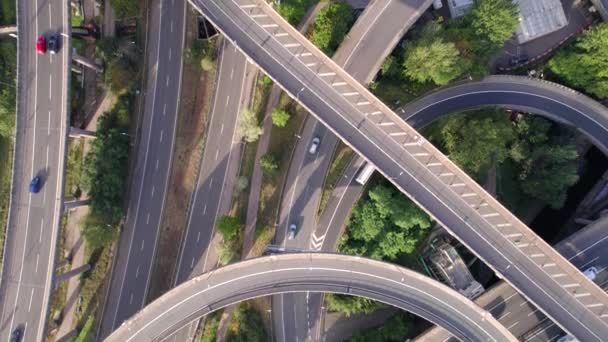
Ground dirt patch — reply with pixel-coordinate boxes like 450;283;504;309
145;7;218;302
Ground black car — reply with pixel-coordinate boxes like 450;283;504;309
10;327;22;342
47;34;58;54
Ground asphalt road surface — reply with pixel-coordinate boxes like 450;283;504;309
166;39;251;342
98;0;185;337
191;1;608;340
274;1;433;340
417;215;608;341
105;253;516;342
402;75;608;154
0;0;70;340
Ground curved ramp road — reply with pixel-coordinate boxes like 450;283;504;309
105;253;516;342
0;0;70;340
190;0;608;340
403;75;608;154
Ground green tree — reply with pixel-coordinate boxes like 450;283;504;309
226;303;268;342
238;109;263;142
312;3;356;55
402;38;465;85
260;153;279;174
548;23;608;99
340;184;431;262
82;110;130;227
510;117;579;209
200;56;214;71
437;109;514;178
349;313;414;342
200;312;221;342
110;0;139;19
326;294;385;317
468;0;519;52
277;0;312;25
271;108;291;127
217;215;241;241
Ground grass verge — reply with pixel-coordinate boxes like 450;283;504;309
146;8;219;301
0;137;13;269
65;138;85;199
45;215;69;340
254;93;306;253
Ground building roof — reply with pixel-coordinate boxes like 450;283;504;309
514;0;568;43
447;0;474;18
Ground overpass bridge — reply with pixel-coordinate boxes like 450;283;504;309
190;0;608;340
105;253;515;342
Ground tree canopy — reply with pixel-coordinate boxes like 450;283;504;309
340;184;432;262
326;294;385;317
349;313;414;342
110;0;139;19
217;215;241;242
436;109;515;178
271;108;291;127
548;23;608;99
510;117;579;209
402;38;465;85
277;0;317;25
226;303;268;342
238;109;263;142
312;2;356;55
468;0;519;52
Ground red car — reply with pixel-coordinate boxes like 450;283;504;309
36;36;46;54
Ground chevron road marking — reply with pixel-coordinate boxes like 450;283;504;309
310;232;326;251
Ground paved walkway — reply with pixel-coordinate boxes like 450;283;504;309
55;206;88;340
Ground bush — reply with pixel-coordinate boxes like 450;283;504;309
226;303;268;342
234;176;249;193
326;294;385;317
238;109;263;142
271;108;291;127
200;312;221;342
218;243;239;266
105;56;138;93
110;0;139;19
312;3;356;55
257;74;273;87
217;215;241;241
260;153;279;174
201;56;214;71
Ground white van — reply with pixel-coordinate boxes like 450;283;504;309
355;162;375;185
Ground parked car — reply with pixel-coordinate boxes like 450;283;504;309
47;34;58;54
36;36;46;54
29;176;41;193
583;266;598;281
287;223;297;240
309;137;320;154
10;327;22;342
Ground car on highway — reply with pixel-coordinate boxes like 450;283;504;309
287;223;297;240
10;327;22;342
584;266;598;281
29;176;41;193
36;36;46;54
47;34;58;54
309;137;320;154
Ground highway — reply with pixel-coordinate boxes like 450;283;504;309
98;0;186;337
402;75;608;154
417;215;608;341
105;253;516;342
0;0;70;340
274;1;433;340
167;39;252;341
191;0;608;340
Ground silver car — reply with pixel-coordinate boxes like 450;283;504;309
287;223;297;240
309;137;320;154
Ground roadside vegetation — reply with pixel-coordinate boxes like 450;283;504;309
425;109;580;212
225;302;268;341
0;0;15;25
311;2;356;55
0;36;16;270
199;311;222;342
276;0;319;26
327;181;432;316
110;0;139;19
65;138;85;198
217;215;242;265
348;313;415;342
548;23;608;100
